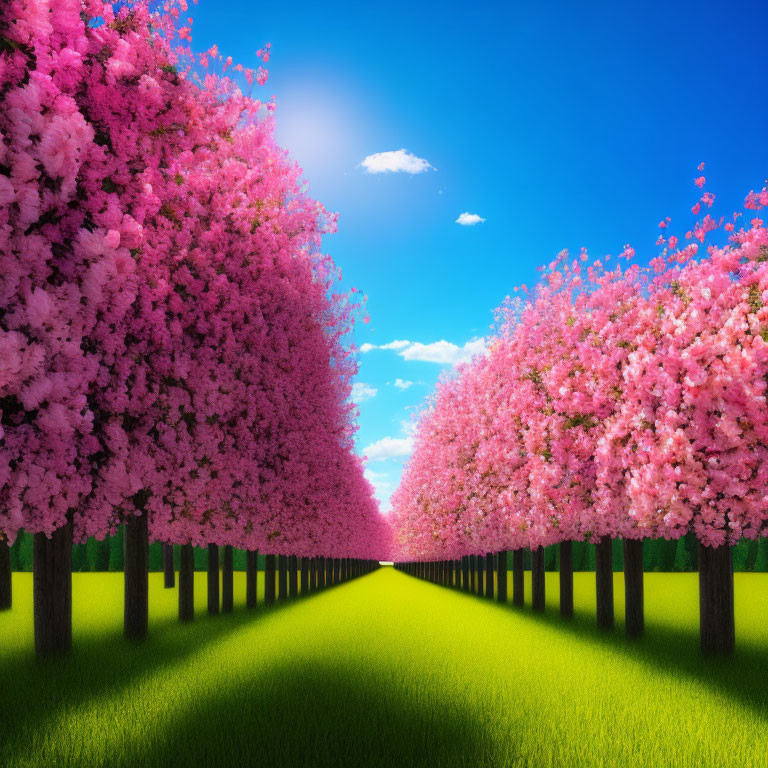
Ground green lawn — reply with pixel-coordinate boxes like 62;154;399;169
1;568;767;767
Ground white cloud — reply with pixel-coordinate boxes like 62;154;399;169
401;338;486;365
361;149;434;175
360;339;411;354
363;435;415;461
456;212;486;226
393;379;413;390
361;338;486;366
363;469;394;514
380;340;412;350
351;382;377;403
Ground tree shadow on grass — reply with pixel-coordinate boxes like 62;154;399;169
443;582;768;720
0;593;338;764
113;659;497;768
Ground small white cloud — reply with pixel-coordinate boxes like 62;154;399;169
380;339;412;350
351;382;378;403
362;338;485;367
363;469;394;514
361;339;411;353
361;149;434;175
456;212;486;226
393;379;413;390
400;338;486;365
363;436;415;461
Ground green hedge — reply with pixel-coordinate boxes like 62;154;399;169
8;527;768;572
9;529;267;572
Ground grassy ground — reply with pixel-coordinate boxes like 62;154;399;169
1;569;767;768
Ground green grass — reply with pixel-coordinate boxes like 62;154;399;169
1;569;767;767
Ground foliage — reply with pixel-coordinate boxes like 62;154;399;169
393;172;768;560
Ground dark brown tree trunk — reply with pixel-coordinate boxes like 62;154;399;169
278;554;288;599
289;555;298;598
497;551;507;603
623;538;644;638
462;556;470;591
699;541;734;654
163;543;175;589
559;540;573;618
264;554;276;604
448;559;455;588
179;544;194;621
246;549;258;609
0;539;11;611
477;555;485;596
33;520;72;655
311;557;318;591
335;558;341;584
531;546;545;612
326;557;333;587
341;558;348;582
222;545;233;613
124;513;149;639
207;543;219;615
470;555;477;593
512;548;525;606
595;535;614;629
486;552;494;599
301;556;310;594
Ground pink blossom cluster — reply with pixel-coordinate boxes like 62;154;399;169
0;0;389;560
393;175;768;559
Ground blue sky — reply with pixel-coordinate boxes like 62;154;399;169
189;0;768;512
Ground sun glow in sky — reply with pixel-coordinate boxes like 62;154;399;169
189;0;768;514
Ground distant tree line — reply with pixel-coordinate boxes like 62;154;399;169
9;528;268;573
9;528;768;574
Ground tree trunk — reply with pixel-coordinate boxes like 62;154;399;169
497;551;507;603
559;540;573;618
264;554;276;604
33;520;72;655
512;548;525;607
278;554;288;599
326;557;333;587
341;558;348;582
623;538;644;638
178;544;194;622
595;535;614;629
289;554;298;598
163;543;175;589
448;559;455;588
486;553;494;599
124;513;149;640
470;555;477;593
207;543;219;615
246;549;258;609
462;556;470;591
531;546;545;612
0;539;11;611
311;557;318;591
301;557;310;594
699;541;734;654
222;545;233;613
477;555;485;596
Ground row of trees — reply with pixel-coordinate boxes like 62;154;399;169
12;527;768;573
392;172;768;653
0;0;389;654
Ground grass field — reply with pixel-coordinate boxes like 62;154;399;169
1;568;767;768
